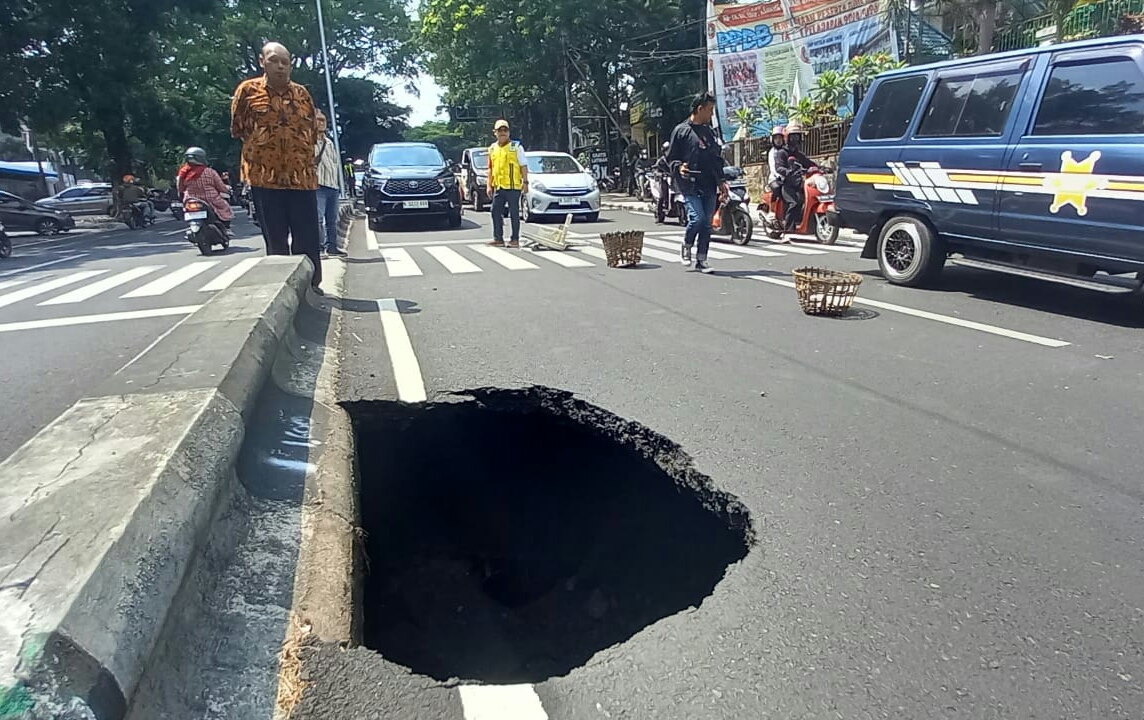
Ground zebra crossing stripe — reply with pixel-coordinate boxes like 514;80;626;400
40;266;164;305
425;246;483;274
381;248;423;277
0;270;108;309
469;245;540;270
121;262;219;298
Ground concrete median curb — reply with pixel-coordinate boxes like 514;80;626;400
0;256;313;720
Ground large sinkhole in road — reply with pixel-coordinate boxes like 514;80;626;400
345;386;754;684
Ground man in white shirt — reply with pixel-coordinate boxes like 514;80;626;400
315;111;345;257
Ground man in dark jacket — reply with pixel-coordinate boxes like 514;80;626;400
664;92;729;273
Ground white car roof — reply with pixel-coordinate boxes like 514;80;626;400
525;151;572;157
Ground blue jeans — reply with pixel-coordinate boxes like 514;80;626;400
317;185;340;250
683;188;717;262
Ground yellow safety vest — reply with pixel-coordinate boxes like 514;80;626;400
488;141;524;191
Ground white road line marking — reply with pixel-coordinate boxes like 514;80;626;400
637;236;742;260
366;230;379;250
578;246;609;261
0;253;89;279
459;684;548;720
0;305;201;334
376;238;480;248
644;231;788;257
120;261;219;298
746;275;1070;347
528;249;594;267
115;311;195;373
469;245;540;270
377;298;426;402
162;228;185;236
39;265;163;305
811;242;862;253
0;270;107;309
199;257;263;292
426;246;483;274
757;241;827;255
381;247;423;277
0;279;28;291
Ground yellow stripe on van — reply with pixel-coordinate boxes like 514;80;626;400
846;172;898;184
1107;180;1144;193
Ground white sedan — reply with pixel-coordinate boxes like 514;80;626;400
521;151;601;222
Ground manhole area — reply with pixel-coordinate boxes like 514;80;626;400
345;387;752;684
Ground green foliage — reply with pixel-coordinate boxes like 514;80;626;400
405;120;481;162
756;93;789;125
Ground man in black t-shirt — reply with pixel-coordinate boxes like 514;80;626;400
665;92;729;273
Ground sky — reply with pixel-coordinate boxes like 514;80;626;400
388;72;446;127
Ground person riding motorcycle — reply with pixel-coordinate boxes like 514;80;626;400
772;122;815;233
117;175;156;224
176;146;235;232
766;125;786;209
653;141;672;223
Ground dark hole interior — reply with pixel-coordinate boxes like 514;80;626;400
346;387;753;684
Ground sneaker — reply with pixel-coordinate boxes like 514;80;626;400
327;247;347;257
680;244;692;266
507;239;520;248
488;240;505;247
695;261;713;274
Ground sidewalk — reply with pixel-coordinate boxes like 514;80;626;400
600;193;653;213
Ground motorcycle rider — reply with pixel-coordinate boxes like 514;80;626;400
772;121;815;233
117;175;155;225
653;141;672;224
766;125;786;208
176;146;235;233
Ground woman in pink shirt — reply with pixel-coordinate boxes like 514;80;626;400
176;146;235;229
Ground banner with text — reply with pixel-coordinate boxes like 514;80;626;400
706;0;898;142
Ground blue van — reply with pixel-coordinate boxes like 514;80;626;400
834;35;1144;293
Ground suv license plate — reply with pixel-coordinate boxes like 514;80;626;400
404;200;429;209
185;210;208;220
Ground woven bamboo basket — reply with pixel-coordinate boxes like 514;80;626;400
792;266;863;316
600;230;644;268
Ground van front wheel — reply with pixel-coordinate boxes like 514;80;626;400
877;216;945;287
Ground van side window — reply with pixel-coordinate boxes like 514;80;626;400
1032;58;1144;135
917;68;1025;137
857;75;927;140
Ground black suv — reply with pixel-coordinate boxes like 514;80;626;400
363;142;463;230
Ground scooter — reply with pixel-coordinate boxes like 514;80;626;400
183;196;230;255
0;220;11;259
759;163;839;244
119;201;156;230
170;200;184;221
712;168;753;245
648;169;669;224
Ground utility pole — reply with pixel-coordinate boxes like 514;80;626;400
562;38;575;155
21;121;50;197
315;0;346;197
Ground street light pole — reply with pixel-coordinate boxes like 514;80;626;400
562;37;575;155
315;0;346;197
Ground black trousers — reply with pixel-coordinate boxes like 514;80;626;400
251;187;322;287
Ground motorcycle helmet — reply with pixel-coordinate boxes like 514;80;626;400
184;146;208;166
122;174;135;183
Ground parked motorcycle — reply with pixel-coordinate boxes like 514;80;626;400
183;196;230;255
712;167;753;245
0;220;11;259
758;162;839;245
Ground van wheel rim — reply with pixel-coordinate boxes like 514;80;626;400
882;222;920;279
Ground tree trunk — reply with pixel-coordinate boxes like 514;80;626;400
975;1;997;55
101;117;133;180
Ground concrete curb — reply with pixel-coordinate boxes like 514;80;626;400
601;198;653;214
0;256;313;719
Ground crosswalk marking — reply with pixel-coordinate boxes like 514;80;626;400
39;266;163;305
0;270;108;309
755;240;827;255
381;248;423;277
0;279;28;292
121;261;219;298
637;236;742;260
578;246;610;261
469;245;540;270
529;249;594;268
199;257;263;292
0;306;201;334
0;254;88;279
425;246;483;274
366;230;379;250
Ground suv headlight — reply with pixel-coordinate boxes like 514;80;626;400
814;175;831;194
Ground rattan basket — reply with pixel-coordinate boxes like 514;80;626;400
600;230;644;268
792;266;863;316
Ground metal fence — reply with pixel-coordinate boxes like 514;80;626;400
993;0;1144;53
723;118;854;167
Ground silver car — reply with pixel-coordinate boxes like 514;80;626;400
36;183;115;216
521;152;601;222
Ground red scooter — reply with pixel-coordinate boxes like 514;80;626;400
758;162;839;245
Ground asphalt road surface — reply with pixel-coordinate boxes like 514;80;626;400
301;206;1144;719
0;212;276;461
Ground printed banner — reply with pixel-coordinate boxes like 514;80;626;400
706;0;898;142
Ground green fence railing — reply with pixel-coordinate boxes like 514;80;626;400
993;0;1144;53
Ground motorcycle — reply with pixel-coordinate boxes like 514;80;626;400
148;188;171;212
183;196;230;255
0;220;11;259
758;162;839;245
635;167;654;201
711;167;753;245
648;168;669;223
119;200;155;230
170;200;184;221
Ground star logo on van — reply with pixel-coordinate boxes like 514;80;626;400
1047;150;1106;217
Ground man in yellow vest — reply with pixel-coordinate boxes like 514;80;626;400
485;118;529;248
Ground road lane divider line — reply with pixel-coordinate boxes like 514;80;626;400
459;684;548;720
470;244;541;270
0;253;89;279
115;312;196;373
39;265;164;305
745;275;1070;348
377;298;426;402
121;261;219;298
426;245;484;274
0;305;201;334
199;257;264;292
380;247;423;277
0;270;107;309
